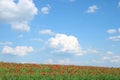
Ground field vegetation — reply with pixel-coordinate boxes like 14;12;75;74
0;62;120;80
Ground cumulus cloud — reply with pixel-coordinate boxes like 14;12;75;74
2;46;34;57
107;29;117;34
0;0;38;32
109;35;120;41
87;5;99;13
39;29;55;36
41;4;51;14
48;34;82;55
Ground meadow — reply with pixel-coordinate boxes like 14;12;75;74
0;62;120;80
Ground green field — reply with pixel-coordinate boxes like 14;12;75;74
0;62;120;80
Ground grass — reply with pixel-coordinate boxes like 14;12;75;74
0;62;120;80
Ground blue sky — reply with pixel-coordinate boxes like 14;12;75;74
0;0;120;67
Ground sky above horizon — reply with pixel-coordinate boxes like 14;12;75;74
0;0;120;67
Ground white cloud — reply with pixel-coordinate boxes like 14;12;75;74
0;0;38;32
0;41;12;45
93;53;120;66
44;59;53;64
102;56;111;60
31;38;43;42
107;29;117;34
111;56;120;63
45;58;71;65
102;56;120;63
109;35;120;41
11;22;30;32
118;1;120;7
39;29;55;36
2;46;34;57
83;48;99;54
58;58;71;65
107;28;120;34
48;34;82;55
106;51;113;55
94;50;120;64
107;28;120;41
41;4;51;14
87;5;99;13
118;28;120;33
21;61;37;64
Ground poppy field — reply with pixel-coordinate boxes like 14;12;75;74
0;62;120;80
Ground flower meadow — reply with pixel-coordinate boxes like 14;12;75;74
0;62;120;80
